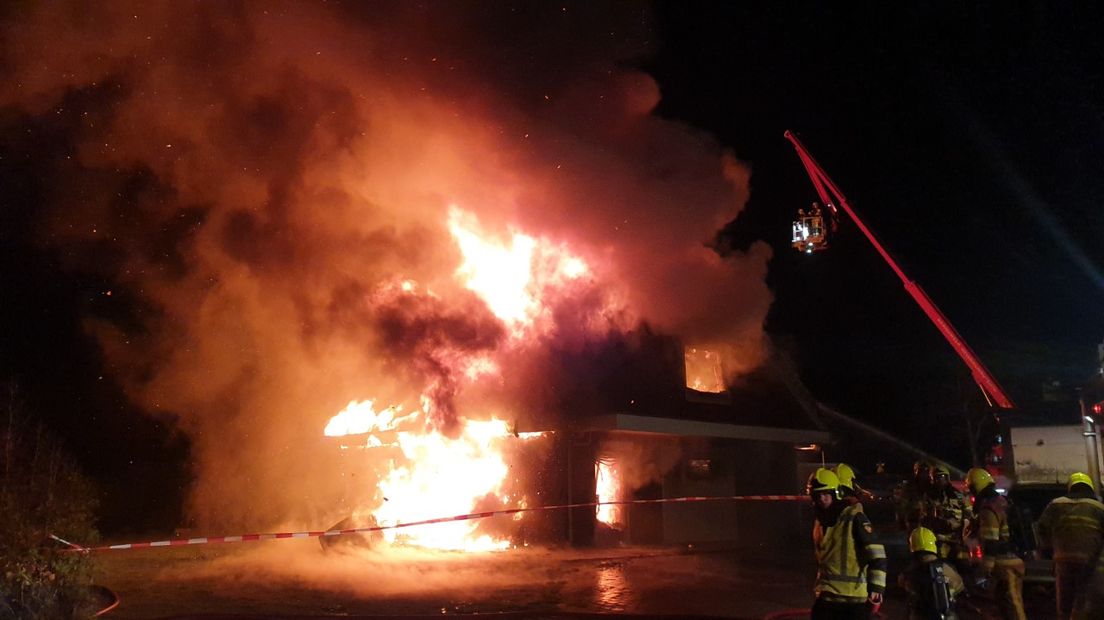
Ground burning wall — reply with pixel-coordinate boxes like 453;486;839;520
0;2;773;534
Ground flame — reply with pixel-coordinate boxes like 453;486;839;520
324;400;407;437
448;207;589;334
684;347;726;393
449;209;538;326
595;457;625;527
325;401;546;550
319;211;602;550
377;419;511;551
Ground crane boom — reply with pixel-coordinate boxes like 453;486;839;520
784;130;1015;409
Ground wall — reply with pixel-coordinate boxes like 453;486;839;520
661;437;810;553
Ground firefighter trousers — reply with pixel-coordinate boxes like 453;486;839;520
992;562;1026;620
1056;560;1092;619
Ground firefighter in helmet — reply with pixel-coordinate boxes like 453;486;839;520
1036;472;1104;619
920;464;970;567
834;463;866;509
899;526;965;619
965;467;1025;620
808;467;887;619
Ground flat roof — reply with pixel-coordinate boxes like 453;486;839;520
577;413;831;444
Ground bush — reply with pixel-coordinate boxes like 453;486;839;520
0;384;99;619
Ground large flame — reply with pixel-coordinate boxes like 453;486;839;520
449;210;538;327
321;210;599;550
327;403;546;551
448;207;590;334
376;418;533;551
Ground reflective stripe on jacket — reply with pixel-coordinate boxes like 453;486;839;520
813;503;887;601
975;493;1019;571
1038;496;1104;564
921;489;967;545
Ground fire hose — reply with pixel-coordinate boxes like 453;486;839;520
63;494;805;552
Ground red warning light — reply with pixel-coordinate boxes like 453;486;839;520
1094;402;1104;415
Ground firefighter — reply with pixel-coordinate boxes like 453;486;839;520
807;467;887;619
834;463;865;508
899;526;965;619
966;467;1025;620
1036;472;1104;619
921;464;970;567
896;460;931;530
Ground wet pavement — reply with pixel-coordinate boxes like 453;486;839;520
93;541;1054;619
94;543;818;618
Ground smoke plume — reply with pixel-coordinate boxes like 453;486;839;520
0;2;772;529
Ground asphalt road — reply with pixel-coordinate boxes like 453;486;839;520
92;541;1056;619
93;542;850;618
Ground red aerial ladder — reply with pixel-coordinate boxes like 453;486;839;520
784;130;1015;410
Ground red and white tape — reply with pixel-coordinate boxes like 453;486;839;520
49;533;88;551
81;494;806;552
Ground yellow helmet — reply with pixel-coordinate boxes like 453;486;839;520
1069;472;1095;492
966;467;995;494
834;463;857;491
807;468;840;497
909;526;938;554
931;464;951;477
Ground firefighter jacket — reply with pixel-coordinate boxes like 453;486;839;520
921;487;969;551
1037;490;1104;565
972;490;1022;572
813;502;888;602
922;487;967;560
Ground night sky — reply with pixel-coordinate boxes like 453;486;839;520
649;4;1104;444
2;3;1103;533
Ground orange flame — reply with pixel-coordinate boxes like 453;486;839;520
684;346;726;393
449;207;590;334
377;419;513;550
324;400;409;437
326;404;547;551
595;457;625;527
320;211;603;550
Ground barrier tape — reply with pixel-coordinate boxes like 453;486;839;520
80;494;806;552
49;533;87;551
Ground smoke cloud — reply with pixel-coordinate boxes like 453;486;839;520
1;2;772;529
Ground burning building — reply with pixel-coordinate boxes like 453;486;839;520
557;343;829;549
0;2;822;553
322;329;828;552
